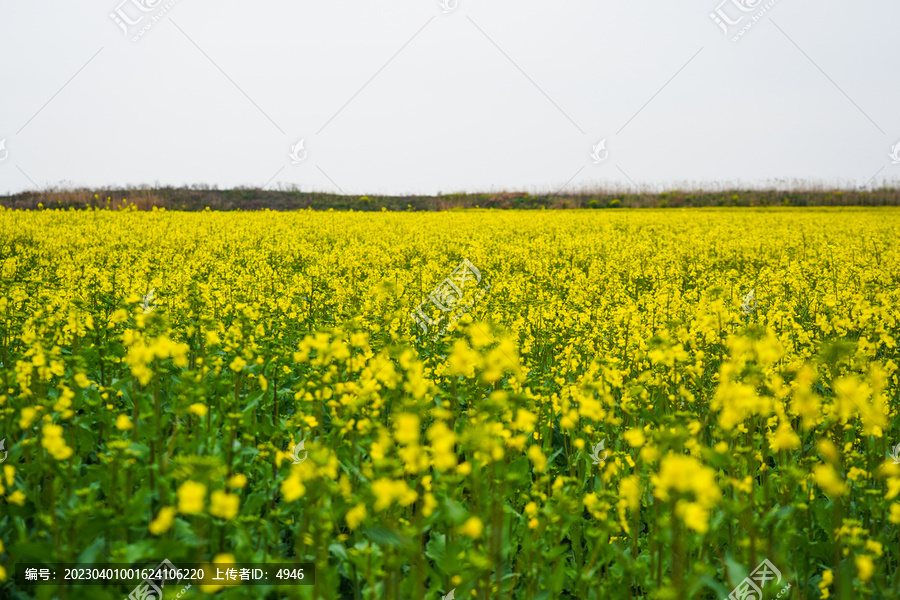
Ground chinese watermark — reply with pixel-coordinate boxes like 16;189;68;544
141;289;157;314
109;0;183;43
410;259;491;341
0;138;8;163
289;140;308;164
741;288;757;315
590;139;609;164
889;142;900;165
124;559;191;600
291;437;308;465
709;0;782;42
889;442;900;465
0;438;7;463
439;0;458;14
725;558;790;600
588;440;608;465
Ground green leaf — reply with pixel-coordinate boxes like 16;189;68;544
328;543;349;561
441;498;468;524
242;390;265;413
693;574;731;599
506;456;530;483
424;532;446;564
123;540;156;564
77;537;106;564
363;527;411;549
723;552;749;590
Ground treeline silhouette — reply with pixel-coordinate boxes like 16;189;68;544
3;186;899;211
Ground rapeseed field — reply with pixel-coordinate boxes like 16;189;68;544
0;207;898;600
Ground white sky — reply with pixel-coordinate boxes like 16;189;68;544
1;0;899;196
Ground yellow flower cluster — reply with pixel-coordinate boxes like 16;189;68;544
1;207;899;598
651;454;721;533
40;424;73;461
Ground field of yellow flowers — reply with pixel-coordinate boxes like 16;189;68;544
0;206;899;600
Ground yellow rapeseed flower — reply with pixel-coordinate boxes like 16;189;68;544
527;445;547;473
855;554;874;582
345;504;367;530
459;516;483;539
393;413;420;445
149;507;176;535
624;428;646;447
209;490;240;520
813;464;847;497
40;424;73;461
281;476;306;502
227;474;247;489
176;481;207;514
19;407;38;430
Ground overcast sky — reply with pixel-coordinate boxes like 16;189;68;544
1;1;899;196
